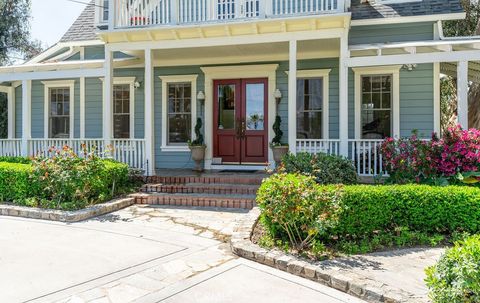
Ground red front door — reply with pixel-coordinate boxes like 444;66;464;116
213;78;268;164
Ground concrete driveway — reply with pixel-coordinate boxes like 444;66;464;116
0;206;365;303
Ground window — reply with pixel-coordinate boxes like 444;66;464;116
113;84;131;139
160;75;197;151
354;66;400;139
296;78;323;139
360;75;392;139
49;88;71;138
167;82;192;145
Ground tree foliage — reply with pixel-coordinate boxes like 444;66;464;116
0;0;43;65
442;0;480;129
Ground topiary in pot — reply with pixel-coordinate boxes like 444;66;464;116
270;115;289;166
189;117;206;172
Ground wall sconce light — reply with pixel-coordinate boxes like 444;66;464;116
134;81;141;89
197;90;205;105
274;88;282;105
402;64;417;71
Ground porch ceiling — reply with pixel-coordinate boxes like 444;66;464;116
142;39;340;66
99;14;349;45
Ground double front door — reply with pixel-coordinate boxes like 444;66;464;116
213;78;268;164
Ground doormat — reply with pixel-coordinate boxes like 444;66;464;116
219;170;258;173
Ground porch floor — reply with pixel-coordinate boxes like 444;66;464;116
153;169;269;179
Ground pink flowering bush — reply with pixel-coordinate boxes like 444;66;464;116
381;125;480;184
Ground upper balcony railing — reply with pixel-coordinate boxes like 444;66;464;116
110;0;344;29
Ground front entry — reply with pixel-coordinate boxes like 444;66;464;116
213;78;268;164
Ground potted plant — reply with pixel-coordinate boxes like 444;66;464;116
189;117;206;172
270;115;289;167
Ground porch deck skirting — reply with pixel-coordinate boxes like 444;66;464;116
0;139;147;171
0;138;386;177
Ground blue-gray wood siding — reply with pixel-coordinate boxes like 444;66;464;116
85;78;103;138
349;22;435;45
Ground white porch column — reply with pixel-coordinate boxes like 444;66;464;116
457;60;469;128
103;49;113;145
108;0;115;30
80;77;85;138
288;40;297;154
6;86;14;139
21;80;31;156
144;48;155;175
339;33;349;157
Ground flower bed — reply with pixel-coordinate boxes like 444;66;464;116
381;126;480;185
256;173;480;256
0;147;132;211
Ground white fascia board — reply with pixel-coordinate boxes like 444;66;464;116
26;40;104;64
350;13;466;26
0;69;105;82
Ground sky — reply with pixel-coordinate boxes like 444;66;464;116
31;0;87;47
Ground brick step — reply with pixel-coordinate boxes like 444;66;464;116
143;175;265;186
141;183;260;195
131;193;256;209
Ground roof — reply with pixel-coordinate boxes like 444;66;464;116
351;0;464;20
60;0;99;42
58;0;465;43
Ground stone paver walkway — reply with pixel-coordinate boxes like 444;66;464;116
0;205;364;303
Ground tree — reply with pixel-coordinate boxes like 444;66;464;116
442;0;480;129
0;0;43;65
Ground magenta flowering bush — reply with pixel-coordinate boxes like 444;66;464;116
381;125;480;184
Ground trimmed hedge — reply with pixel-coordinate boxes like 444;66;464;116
0;162;33;202
329;184;480;237
258;173;480;254
0;156;32;164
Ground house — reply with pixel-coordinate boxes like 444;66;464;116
0;0;478;176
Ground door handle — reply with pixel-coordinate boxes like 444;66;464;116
235;118;243;139
241;118;246;139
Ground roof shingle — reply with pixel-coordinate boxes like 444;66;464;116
60;0;98;42
351;0;464;20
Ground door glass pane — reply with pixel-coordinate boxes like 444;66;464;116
218;84;235;130
245;83;265;131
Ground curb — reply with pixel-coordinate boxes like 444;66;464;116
0;197;135;223
230;208;424;303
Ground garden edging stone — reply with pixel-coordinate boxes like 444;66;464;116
230;207;426;303
0;197;135;222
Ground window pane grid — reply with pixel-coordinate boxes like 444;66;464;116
296;78;323;139
113;84;131;139
361;74;392;139
167;82;192;145
49;87;70;138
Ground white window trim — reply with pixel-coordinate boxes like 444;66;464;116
287;69;331;140
0;86;14;139
100;77;136;139
42;80;75;139
353;66;401;139
159;75;198;152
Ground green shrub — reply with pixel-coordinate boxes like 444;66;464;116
0;156;32;164
30;148;131;210
0;149;131;211
425;235;480;303
258;174;480;254
0;162;34;202
257;173;342;251
328;184;480;237
281;152;358;185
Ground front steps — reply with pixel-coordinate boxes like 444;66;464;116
132;173;266;209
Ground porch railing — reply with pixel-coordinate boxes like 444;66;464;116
295;139;388;177
113;0;344;28
348;139;387;177
0;139;146;171
296;139;340;155
0;139;22;157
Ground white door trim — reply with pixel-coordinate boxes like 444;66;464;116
201;64;279;169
